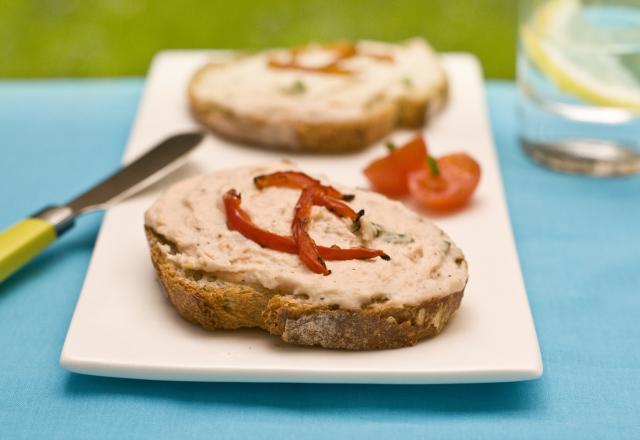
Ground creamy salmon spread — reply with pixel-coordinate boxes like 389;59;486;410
144;163;467;309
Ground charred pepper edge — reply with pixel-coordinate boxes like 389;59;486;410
254;171;347;201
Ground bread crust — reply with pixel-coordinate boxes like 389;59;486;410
146;227;464;350
188;77;396;153
187;47;448;153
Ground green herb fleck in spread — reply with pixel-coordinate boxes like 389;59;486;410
280;79;307;95
402;77;414;88
370;222;414;244
385;140;396;152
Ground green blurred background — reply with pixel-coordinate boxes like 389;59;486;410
0;0;517;79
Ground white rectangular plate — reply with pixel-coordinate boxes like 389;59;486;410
61;51;542;384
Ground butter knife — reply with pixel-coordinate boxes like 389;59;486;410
0;132;204;282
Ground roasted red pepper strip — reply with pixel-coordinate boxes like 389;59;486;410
267;60;353;75
292;186;330;275
254;171;353;201
314;41;358;59
313;192;362;222
255;171;359;223
223;190;296;253
319;246;388;261
223;190;387;262
254;171;389;274
268;42;356;75
267;42;392;74
365;52;394;62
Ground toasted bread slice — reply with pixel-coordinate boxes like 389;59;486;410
188;39;448;152
146;228;463;350
144;163;467;350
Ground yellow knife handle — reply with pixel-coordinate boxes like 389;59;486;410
0;206;74;282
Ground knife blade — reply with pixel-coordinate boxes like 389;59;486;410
67;132;204;214
0;131;204;282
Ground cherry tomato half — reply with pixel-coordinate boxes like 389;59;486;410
363;136;428;197
408;153;481;212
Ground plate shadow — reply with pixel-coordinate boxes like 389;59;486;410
64;373;545;415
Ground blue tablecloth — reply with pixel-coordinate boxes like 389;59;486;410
1;79;639;439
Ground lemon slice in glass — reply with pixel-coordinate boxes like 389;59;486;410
522;0;640;112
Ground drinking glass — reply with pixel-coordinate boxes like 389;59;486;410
517;0;640;175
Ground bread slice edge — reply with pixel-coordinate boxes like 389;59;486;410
187;41;449;152
146;226;464;350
